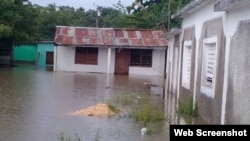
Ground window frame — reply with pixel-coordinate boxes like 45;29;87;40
200;37;217;98
182;40;192;89
129;49;153;67
75;47;98;65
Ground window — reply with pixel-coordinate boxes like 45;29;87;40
201;37;217;98
182;41;192;89
75;47;98;65
130;49;152;67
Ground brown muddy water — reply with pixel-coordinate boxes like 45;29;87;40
0;66;168;141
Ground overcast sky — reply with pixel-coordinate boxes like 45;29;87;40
29;0;135;10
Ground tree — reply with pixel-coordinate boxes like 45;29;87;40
0;0;39;44
125;0;192;30
1;0;192;43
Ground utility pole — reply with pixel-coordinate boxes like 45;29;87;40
168;0;171;31
94;3;101;27
96;8;101;27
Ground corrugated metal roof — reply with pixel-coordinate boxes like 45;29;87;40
54;26;167;48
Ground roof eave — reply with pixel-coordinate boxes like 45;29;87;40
171;0;215;19
214;0;249;12
165;28;182;39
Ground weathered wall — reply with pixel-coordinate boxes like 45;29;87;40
226;20;250;123
37;43;54;66
179;26;196;103
129;49;166;76
13;45;37;64
195;17;225;124
54;47;110;73
165;34;180;124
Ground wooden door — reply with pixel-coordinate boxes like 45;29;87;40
115;49;130;75
46;52;54;65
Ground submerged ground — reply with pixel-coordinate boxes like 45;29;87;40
0;65;168;141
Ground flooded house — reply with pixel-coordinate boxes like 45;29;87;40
13;41;54;66
36;41;54;66
53;26;168;76
165;0;250;124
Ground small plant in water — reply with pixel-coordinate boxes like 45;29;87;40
107;104;120;114
131;102;165;127
94;128;101;141
108;92;166;134
57;132;81;141
177;97;198;117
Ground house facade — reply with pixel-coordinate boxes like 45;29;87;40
13;41;54;66
37;41;54;66
165;0;250;124
13;44;37;64
53;26;167;76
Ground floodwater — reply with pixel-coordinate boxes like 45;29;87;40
0;65;168;141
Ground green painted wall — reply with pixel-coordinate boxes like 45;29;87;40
37;43;54;66
13;45;37;63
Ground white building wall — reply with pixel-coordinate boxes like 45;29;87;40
177;0;250;124
54;47;165;76
221;2;250;124
55;46;109;73
181;1;225;113
182;2;225;40
129;49;166;76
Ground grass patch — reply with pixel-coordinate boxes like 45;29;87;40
177;97;198;117
57;132;81;141
131;103;165;125
107;104;120;114
107;92;166;134
94;129;101;141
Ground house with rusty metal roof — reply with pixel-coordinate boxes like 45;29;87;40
165;0;250;124
53;26;167;76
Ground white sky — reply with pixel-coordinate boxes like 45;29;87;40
29;0;135;10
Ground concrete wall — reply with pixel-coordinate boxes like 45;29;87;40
54;46;112;73
37;43;54;66
129;49;166;76
166;0;250;124
13;45;37;64
175;1;226;124
178;26;196;104
55;46;165;76
224;3;250;123
226;20;250;124
195;17;226;124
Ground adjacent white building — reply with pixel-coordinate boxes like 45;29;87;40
166;0;250;124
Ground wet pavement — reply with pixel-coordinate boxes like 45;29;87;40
0;65;168;141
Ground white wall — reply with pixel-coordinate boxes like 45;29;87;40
54;46;111;73
178;0;250;124
182;2;225;40
129;49;166;76
221;1;250;124
55;47;165;76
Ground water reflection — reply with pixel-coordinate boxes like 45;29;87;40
0;66;168;141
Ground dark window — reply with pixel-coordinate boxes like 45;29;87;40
75;47;98;65
130;49;152;67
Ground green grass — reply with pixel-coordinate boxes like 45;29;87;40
107;91;166;134
57;132;81;141
177;97;198;117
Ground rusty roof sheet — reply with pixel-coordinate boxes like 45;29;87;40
54;26;167;48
